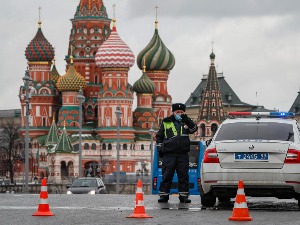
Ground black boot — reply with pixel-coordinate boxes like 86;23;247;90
158;195;169;203
179;196;191;203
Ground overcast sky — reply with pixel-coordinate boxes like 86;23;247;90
1;0;300;112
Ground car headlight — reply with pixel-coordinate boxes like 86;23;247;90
67;190;73;194
88;190;96;195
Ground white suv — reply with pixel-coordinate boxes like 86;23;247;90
200;112;300;207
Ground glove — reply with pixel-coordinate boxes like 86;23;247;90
183;115;195;128
181;114;188;123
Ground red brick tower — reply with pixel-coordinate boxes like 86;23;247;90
95;15;135;142
66;0;111;122
20;16;59;137
197;51;225;139
133;65;158;140
56;55;87;127
136;19;175;125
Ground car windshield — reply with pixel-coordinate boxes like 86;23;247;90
72;179;97;187
215;122;294;141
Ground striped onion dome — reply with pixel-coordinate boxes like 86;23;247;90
133;67;156;94
137;21;175;71
95;19;135;68
25;21;55;62
50;60;60;84
56;59;87;91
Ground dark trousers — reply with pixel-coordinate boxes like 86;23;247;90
159;154;189;195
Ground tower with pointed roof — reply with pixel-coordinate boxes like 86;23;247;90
66;0;111;123
56;54;87;127
196;51;225;139
19;11;59;137
95;10;135;142
45;118;59;146
47;124;77;184
137;16;175;125
133;64;158;141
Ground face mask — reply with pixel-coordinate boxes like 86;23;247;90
175;113;182;121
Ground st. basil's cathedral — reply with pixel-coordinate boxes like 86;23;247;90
18;0;176;183
16;0;263;183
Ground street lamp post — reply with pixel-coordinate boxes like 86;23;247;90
149;122;155;192
22;69;33;193
77;88;85;178
115;105;122;194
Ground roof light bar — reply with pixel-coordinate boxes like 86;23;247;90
228;112;295;117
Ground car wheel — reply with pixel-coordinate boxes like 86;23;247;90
218;197;231;203
201;194;216;207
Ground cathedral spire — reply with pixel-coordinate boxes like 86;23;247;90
155;5;159;30
55;125;74;153
38;6;42;28
45;119;59;146
112;4;116;31
197;50;225;138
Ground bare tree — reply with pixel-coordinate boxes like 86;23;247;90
0;118;22;183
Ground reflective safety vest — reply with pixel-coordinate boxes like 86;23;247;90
163;121;182;138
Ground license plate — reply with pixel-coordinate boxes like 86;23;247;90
235;153;269;161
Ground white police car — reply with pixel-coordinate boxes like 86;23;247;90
200;112;300;207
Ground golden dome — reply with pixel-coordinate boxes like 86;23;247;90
56;64;86;92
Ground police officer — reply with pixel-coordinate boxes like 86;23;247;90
156;103;197;203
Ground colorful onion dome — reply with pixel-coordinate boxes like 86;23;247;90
50;59;60;84
56;57;87;92
25;21;55;62
95;19;135;68
137;21;175;71
74;0;108;19
133;66;156;94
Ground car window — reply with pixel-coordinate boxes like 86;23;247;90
72;179;82;187
89;180;97;186
215;122;294;142
72;179;98;187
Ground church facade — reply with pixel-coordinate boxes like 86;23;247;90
17;0;174;183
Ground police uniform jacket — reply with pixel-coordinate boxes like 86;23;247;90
156;115;197;155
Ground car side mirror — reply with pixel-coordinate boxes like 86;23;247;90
206;139;212;147
66;184;71;188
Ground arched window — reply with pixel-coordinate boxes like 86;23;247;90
102;143;106;150
87;105;93;116
108;143;112;150
84;143;89;150
91;143;96;150
73;143;79;151
123;144;127;150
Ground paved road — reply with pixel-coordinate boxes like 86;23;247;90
0;193;300;225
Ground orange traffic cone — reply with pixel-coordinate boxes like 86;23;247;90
229;180;252;221
32;178;54;216
126;179;152;218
